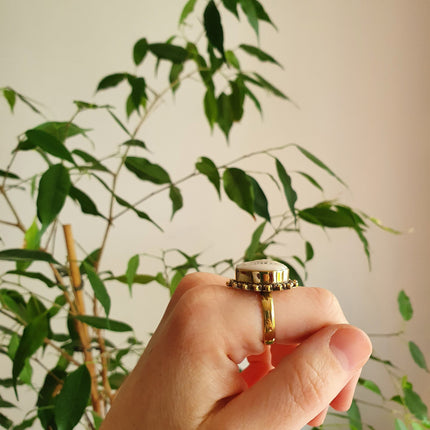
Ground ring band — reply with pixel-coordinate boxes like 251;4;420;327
261;292;275;344
226;259;299;345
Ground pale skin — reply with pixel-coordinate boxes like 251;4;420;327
101;272;372;429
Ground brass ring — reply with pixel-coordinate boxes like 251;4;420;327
226;259;299;345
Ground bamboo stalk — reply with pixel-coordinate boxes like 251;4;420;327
63;224;101;414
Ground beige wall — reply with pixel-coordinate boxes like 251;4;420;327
1;1;429;428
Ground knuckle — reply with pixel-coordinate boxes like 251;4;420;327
174;272;207;296
309;287;346;323
169;285;219;343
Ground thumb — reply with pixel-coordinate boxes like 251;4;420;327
205;324;372;430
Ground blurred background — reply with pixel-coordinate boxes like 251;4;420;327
1;1;429;428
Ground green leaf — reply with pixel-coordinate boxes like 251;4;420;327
126;254;140;295
364;214;402;234
3;88;16;112
239;44;282;67
37;164;71;231
74;315;133;332
169;63;184;93
244;85;262;114
126;95;135;118
249;176;270;222
296;171;324;192
0;169;20;179
122;139;147;150
217;92;234;139
55;365;91;430
253;73;289;100
12;313;49;392
347;400;362;430
72;149;110;172
79;248;101;273
179;0;198;24
114;274;156;285
124;156;171;184
15;92;42;114
253;0;277;29
204;87;218;130
69;186;105;218
0;249;58;264
107;109;132;137
196;156;220;198
221;0;239;17
298;204;356;228
169;185;183;220
17;219;41;271
37;367;67;429
398;290;413;321
305;241;314;261
358;378;382;396
245;222;266;261
225;50;241;69
74;100;112;110
128;76;147;111
26;295;47;321
294;144;346;187
96;73;128;91
133;38;149;65
370;354;395;367
0;290;28;322
239;0;259;36
0;413;13;429
223;168;254;217
229;79;245;121
409;341;429;372
114;195;162;231
12;416;37;430
395;419;408;430
403;382;428;420
92;412;103;430
83;263;111;317
170;268;188;296
34;121;89;141
0;396;15;408
25;129;75;164
204;1;225;59
275;158;297;222
149;43;188;64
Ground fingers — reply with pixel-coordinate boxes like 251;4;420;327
166;273;348;364
240;346;273;387
204;325;372;430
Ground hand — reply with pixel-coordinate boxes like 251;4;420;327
101;272;372;429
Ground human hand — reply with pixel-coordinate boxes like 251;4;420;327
101;272;372;429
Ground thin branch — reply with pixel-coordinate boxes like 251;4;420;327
0;219;21;228
0;186;26;232
113;143;295;221
368;331;404;338
44;338;81;366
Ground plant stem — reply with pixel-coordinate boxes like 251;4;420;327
368;331;404;338
113;143;295;221
44;338;81;366
0;186;26;232
63;224;101;414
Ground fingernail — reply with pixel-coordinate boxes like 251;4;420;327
329;326;372;371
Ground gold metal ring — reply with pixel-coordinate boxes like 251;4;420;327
226;259;299;345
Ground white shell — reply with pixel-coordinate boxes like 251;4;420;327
236;259;287;272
